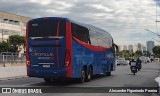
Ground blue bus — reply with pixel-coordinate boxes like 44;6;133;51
26;17;117;82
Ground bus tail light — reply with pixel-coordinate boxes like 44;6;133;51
26;60;30;66
65;50;71;67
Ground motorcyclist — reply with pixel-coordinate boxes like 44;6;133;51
136;58;142;71
129;58;137;69
129;58;137;72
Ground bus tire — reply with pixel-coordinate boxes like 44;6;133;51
78;68;85;83
86;67;92;82
44;78;52;82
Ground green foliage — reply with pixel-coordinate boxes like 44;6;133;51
119;50;130;60
153;46;160;58
135;50;142;56
0;35;25;53
143;51;150;57
119;50;145;60
0;41;9;52
9;35;25;46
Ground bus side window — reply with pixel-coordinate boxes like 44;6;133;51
72;23;90;44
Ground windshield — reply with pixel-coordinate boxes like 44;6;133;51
28;19;66;37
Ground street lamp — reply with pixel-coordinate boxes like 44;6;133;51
145;29;160;37
152;38;160;43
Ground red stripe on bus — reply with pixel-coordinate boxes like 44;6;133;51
66;22;72;78
73;37;111;51
56;20;60;70
26;25;29;76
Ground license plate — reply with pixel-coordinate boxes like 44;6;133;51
43;65;50;68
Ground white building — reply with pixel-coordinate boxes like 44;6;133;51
0;11;31;42
118;45;122;51
133;44;138;53
123;45;127;50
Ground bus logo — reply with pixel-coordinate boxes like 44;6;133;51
38;56;54;60
2;88;11;93
32;23;38;26
29;48;33;52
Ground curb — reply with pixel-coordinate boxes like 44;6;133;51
0;76;27;81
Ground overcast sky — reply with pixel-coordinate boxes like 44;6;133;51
0;0;160;46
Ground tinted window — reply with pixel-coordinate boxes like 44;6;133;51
28;19;66;37
72;23;90;43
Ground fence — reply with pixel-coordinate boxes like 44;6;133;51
0;52;26;66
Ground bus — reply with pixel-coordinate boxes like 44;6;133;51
26;17;118;83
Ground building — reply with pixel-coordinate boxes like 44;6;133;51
147;41;155;54
128;45;133;53
0;11;31;41
118;45;122;51
133;44;138;53
123;45;127;50
142;45;146;52
137;43;142;51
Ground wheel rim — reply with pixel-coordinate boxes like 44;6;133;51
82;70;85;82
88;70;91;80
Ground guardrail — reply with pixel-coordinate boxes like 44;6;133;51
0;53;26;67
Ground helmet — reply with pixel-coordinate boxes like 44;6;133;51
131;58;134;61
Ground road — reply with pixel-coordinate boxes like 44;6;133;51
0;62;159;96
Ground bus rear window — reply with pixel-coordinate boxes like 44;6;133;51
28;19;66;37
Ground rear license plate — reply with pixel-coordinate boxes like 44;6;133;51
132;68;135;70
43;65;50;68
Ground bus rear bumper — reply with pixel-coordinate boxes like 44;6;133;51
27;68;67;78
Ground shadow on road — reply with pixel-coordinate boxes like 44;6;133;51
27;75;113;87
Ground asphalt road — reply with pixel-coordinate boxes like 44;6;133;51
0;62;159;96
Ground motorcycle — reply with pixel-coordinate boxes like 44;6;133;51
137;63;142;71
131;66;137;75
130;62;137;75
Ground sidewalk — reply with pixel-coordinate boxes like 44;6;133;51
0;65;27;80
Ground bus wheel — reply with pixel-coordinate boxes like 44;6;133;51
106;72;111;76
44;78;52;83
86;67;92;82
78;69;85;83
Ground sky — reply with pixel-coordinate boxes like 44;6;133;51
0;0;160;46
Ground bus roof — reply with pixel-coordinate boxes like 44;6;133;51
29;17;113;40
29;17;107;32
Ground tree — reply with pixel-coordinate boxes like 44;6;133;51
0;41;9;52
119;50;130;60
135;50;142;56
153;46;160;58
143;51;150;57
132;50;142;59
8;35;25;52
